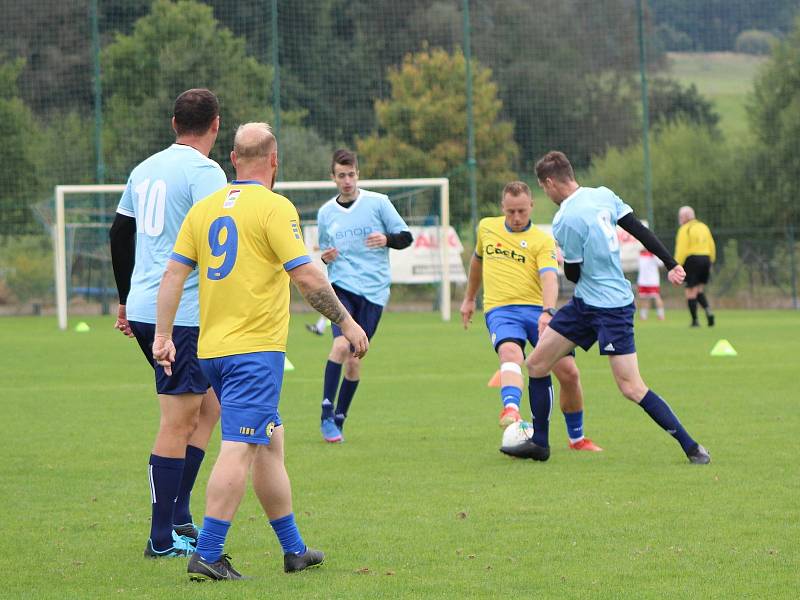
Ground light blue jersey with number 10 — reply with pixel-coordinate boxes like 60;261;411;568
552;186;635;308
116;144;227;326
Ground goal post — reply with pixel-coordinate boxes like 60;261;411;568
54;177;453;330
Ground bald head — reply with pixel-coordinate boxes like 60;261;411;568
678;206;695;225
233;122;276;162
231;122;278;187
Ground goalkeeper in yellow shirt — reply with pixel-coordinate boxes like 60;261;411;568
675;206;716;327
461;181;602;452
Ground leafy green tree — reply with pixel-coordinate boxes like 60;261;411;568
648;78;720;133
650;0;797;51
278;125;335;182
749;16;800;227
0;57;41;234
102;0;284;179
357;47;518;224
587;121;743;234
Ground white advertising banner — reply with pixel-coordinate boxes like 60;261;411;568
303;225;468;284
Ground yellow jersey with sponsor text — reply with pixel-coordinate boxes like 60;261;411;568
475;216;558;311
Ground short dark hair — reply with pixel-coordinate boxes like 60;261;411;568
331;148;358;173
173;88;219;136
502;181;531;198
535;151;575;183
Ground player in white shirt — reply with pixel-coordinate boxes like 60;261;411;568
637;250;665;320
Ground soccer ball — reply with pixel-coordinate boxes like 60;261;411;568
502;421;534;448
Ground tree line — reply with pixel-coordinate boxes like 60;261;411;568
0;0;797;234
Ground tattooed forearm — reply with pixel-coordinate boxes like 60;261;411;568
305;286;348;324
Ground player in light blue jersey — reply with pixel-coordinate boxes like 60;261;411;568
500;151;710;465
316;149;413;442
109;89;228;557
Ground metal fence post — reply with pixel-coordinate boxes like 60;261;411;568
463;0;478;234
637;0;654;228
789;224;798;309
271;0;281;180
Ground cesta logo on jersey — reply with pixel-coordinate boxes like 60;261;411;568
484;242;526;263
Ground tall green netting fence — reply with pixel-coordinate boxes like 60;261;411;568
1;0;798;315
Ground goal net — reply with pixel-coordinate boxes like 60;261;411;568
53;178;463;330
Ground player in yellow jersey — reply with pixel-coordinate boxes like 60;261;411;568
153;123;368;580
461;181;602;452
675;206;716;327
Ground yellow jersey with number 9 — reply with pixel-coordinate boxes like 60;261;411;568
171;181;310;358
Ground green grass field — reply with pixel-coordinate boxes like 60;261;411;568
666;52;766;140
2;310;798;598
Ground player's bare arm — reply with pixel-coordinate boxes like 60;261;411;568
538;270;559;337
365;231;413;249
288;262;369;357
153;259;193;374
460;254;483;329
114;304;134;338
365;232;388;248
320;247;339;263
667;264;686;285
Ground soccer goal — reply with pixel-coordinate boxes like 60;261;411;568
53;178;461;330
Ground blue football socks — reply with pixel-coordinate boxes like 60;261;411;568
501;385;522;408
321;360;342;421
173;445;204;527
148;454;184;551
528;376;553;447
563;410;584;442
196;516;231;563
639;389;697;453
334;378;359;430
270;513;306;555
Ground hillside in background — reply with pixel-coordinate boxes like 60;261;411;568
666;52;767;140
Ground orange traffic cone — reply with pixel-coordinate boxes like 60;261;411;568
487;369;502;387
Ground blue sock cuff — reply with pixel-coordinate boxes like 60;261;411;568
196;516;231;563
203;516;231;530
639;389;658;409
269;513;305;555
185;445;205;461
149;454;184;469
269;513;293;528
563;410;584;440
500;385;522;405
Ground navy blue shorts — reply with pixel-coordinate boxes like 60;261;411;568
200;351;284;445
547;297;636;356
330;283;384;340
129;321;209;395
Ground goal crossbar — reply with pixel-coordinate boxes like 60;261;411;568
54;178;451;330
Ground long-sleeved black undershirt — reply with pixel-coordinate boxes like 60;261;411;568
617;213;678;270
109;213;137;304
562;212;676;284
